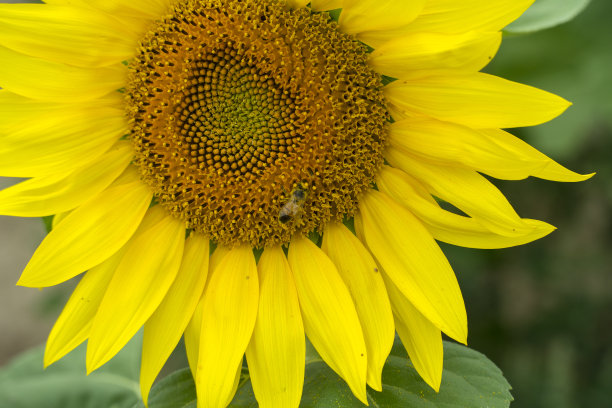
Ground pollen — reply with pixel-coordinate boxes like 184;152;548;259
126;0;388;247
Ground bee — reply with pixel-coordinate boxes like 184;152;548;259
278;184;308;224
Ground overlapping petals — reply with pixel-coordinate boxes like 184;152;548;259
246;246;305;408
288;235;368;404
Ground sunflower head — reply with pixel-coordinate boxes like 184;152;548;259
1;0;592;407
126;0;388;248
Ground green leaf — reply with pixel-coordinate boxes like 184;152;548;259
138;368;197;408
370;341;513;408
505;0;590;33
42;215;54;233
0;332;142;408
146;340;512;407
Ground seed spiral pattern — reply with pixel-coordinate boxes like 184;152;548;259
126;0;388;247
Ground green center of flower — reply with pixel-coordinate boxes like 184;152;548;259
126;0;388;247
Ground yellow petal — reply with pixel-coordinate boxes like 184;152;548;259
288;235;368;404
405;0;534;34
383;273;443;392
389;119;592;182
43;205;168;367
369;31;501;79
195;246;259;408
140;233;210;406
384;72;570;129
245;246;305;408
385;147;535;237
183;245;231;378
184;299;204;379
128;204;172;233
357;0;531;48
0;90;58;132
0;90;120;133
358;189;467;343
44;248;125;367
51;211;70;230
0;4;138;67
86;211;186;373
286;0;310;8
226;362;244;407
479;128;594;182
90;2;170;38
377;166;556;248
310;0;343;11
340;0;426;35
0;103;126;177
207;245;231;276
321;222;394;391
17;168;152;287
0;142;132;216
0;45;125;102
353;212;366;242
82;0;172;20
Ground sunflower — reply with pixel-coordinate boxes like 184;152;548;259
0;0;590;406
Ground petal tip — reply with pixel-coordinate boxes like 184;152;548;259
355;388;369;406
549;95;572;119
429;380;441;393
367;377;383;392
580;171;596;181
448;324;468;347
85;347;106;375
42;352;55;370
542;224;557;236
15;275;35;288
420;364;442;393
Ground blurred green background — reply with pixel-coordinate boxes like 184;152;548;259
0;0;610;407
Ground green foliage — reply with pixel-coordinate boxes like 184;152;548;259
42;215;54;233
371;341;513;408
137;340;512;408
505;0;591;33
136;369;197;408
0;333;142;408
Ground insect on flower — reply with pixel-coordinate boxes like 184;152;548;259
278;183;308;224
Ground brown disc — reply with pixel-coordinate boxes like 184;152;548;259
126;0;388;247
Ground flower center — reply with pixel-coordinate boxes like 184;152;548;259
126;0;388;247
